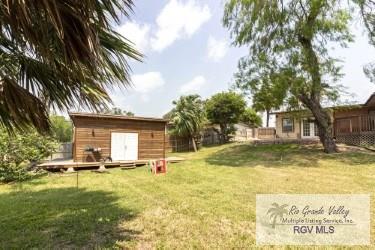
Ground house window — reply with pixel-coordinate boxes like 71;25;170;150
282;118;294;133
314;123;319;136
303;119;310;136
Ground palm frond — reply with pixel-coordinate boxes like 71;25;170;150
169;95;205;138
0;0;142;132
0;77;49;133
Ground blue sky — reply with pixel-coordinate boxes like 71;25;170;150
109;0;375;125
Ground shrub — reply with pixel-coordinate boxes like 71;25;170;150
0;164;30;183
0;129;58;183
50;115;73;142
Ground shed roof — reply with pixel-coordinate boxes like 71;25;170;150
69;112;169;123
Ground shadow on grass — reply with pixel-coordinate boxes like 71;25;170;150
205;143;375;168
0;187;139;248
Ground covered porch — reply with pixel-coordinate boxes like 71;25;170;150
333;93;375;147
334;114;375;147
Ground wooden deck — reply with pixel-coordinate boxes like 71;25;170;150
38;157;185;170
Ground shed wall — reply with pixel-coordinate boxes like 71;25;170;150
73;117;166;162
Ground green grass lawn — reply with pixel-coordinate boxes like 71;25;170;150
0;143;374;248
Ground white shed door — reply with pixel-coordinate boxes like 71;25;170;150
111;132;138;161
124;133;138;160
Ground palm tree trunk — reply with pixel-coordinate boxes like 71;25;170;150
191;137;197;152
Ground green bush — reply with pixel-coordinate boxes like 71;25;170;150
205;92;246;142
0;164;30;182
0;129;58;183
50;115;73;142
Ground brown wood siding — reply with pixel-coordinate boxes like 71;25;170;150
334;107;370;119
72;116;166;162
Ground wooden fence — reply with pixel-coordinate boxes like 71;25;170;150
165;135;193;152
166;132;221;152
48;142;73;160
257;127;276;139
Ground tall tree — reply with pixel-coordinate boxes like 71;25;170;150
205;92;246;142
240;108;262;127
0;0;141;133
224;0;353;153
358;1;375;46
234;59;287;127
169;95;205;152
252;85;279;128
358;0;375;83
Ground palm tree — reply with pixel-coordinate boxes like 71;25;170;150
267;203;288;228
0;0;141;133
169;95;205;152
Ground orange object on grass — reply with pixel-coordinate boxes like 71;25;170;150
151;159;167;174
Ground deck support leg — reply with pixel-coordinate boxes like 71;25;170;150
66;167;76;173
98;162;107;172
93;160;108;173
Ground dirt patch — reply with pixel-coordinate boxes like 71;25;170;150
337;144;375;153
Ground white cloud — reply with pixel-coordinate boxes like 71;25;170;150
151;0;211;52
131;72;165;94
180;76;207;93
207;36;229;61
117;21;150;52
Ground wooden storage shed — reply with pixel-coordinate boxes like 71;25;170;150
70;113;168;162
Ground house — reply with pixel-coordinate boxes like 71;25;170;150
69;113;168;162
272;93;375;146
